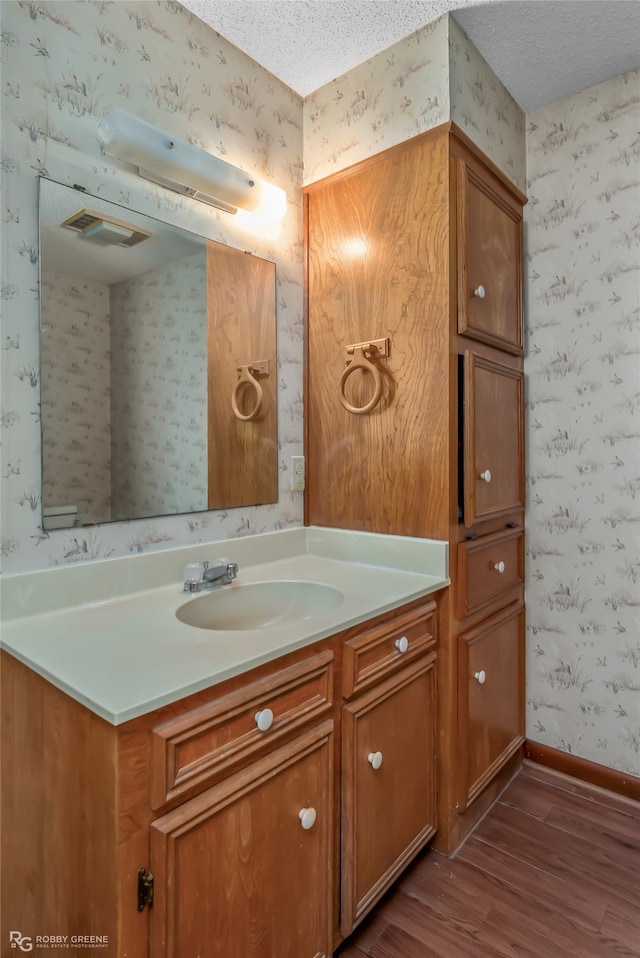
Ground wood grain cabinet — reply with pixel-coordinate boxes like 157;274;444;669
458;602;525;809
456;157;523;354
1;597;441;958
304;121;526;853
340;604;437;936
461;350;525;527
149;721;334;958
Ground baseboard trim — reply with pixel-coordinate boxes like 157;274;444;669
524;740;640;802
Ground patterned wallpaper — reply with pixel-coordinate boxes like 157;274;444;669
1;2;637;776
110;250;208;519
448;17;525;191
303;14;525;193
0;0;305;570
525;71;640;776
40;270;112;523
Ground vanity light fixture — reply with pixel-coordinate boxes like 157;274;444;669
97;108;283;217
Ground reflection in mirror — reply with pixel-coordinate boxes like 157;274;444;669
38;178;277;530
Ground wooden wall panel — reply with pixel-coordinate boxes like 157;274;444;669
207;242;277;510
305;133;451;539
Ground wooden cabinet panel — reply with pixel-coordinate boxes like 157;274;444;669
151;650;333;808
341;654;437;935
463;350;524;527
150;721;334;958
456;159;523;354
305;132;451;540
342;602;436;698
207;242;277;510
457;527;524;618
458;602;524;808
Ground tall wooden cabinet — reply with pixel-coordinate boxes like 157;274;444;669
304;122;526;853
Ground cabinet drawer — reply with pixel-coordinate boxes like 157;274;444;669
343;602;436;699
457;527;524;618
151;650;333;808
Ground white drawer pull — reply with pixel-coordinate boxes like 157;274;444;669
367;751;383;770
474;285;486;299
255;708;274;732
474;670;486;685
395;635;409;654
494;561;505;573
479;469;492;483
298;807;317;830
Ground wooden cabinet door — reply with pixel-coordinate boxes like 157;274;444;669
149;721;333;958
456;159;523;354
463;350;524;527
305;133;451;540
341;655;436;936
458;602;524;809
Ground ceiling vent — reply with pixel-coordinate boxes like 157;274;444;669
61;208;152;247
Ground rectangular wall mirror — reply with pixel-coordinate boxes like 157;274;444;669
38;178;277;530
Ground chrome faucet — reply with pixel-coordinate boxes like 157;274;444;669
183;558;238;593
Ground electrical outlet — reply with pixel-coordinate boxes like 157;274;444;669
291;455;305;491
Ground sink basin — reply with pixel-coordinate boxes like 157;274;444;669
176;580;344;631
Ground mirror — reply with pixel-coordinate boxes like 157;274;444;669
38;178;277;530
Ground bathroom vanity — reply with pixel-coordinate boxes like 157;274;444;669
0;528;447;958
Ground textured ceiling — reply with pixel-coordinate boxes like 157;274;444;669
180;0;640;111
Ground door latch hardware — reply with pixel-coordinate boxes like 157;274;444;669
137;866;154;912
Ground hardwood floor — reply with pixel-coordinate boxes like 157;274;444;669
336;760;640;957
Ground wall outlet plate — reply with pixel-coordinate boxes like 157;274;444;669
291;455;305;491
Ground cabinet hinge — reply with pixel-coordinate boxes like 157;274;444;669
137;866;154;912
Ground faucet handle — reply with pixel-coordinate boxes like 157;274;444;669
183;561;206;592
184;562;205;585
213;557;238;582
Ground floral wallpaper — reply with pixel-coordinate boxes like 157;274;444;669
40;270;112;523
525;71;640;776
448;17;525;192
1;1;636;778
0;0;305;571
110;250;208;519
303;15;525;193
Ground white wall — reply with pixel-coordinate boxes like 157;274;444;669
525;71;640;775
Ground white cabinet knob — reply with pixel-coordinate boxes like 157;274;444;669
474;285;486;299
494;561;505;573
298;807;317;830
394;635;409;654
367;751;383;770
474;670;486;685
479;469;492;483
254;708;274;732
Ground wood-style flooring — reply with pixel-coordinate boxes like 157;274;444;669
336;760;640;958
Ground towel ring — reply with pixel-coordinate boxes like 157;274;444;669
232;363;266;422
338;344;384;415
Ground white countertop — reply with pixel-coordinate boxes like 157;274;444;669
0;527;448;725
